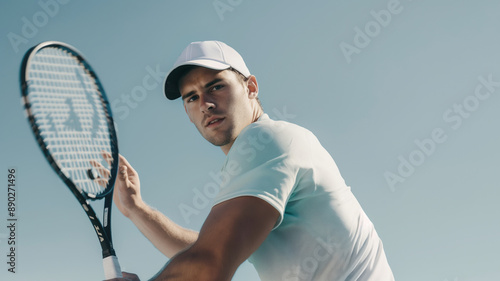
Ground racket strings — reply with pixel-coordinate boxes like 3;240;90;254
27;47;115;196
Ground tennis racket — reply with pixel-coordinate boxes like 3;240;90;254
20;41;122;279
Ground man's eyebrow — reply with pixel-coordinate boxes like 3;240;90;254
181;78;224;101
204;78;223;89
181;90;196;101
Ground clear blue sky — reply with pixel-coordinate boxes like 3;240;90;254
1;1;499;280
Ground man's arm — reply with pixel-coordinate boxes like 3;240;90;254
115;155;198;258
126;202;198;258
150;196;280;281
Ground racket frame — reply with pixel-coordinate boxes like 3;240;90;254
20;41;121;278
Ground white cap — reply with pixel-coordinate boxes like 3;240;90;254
163;40;251;100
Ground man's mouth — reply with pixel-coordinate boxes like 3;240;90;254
206;117;225;128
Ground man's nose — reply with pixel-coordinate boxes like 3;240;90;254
200;95;216;113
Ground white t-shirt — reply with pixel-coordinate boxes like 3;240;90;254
213;114;394;281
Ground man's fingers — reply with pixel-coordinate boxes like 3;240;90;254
103;273;140;281
118;154;137;176
95;178;109;187
122;272;140;281
97;152;136;182
90;160;111;178
90;160;110;187
101;151;115;166
119;165;128;181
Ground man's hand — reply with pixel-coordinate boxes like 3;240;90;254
90;153;144;218
105;272;140;281
92;153;198;258
113;154;143;218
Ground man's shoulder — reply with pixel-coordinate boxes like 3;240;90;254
247;113;312;138
234;113;316;156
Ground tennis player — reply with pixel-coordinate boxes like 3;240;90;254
109;41;395;281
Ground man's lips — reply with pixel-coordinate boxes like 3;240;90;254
205;117;225;128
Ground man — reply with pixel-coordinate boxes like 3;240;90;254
110;41;394;281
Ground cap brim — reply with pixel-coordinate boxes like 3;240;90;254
163;60;231;100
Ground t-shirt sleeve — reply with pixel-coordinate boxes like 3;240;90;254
213;122;301;229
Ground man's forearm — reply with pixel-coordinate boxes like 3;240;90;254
148;246;231;281
128;201;198;258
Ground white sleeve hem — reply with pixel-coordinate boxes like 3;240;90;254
213;191;285;230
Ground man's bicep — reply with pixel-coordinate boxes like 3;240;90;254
193;196;279;273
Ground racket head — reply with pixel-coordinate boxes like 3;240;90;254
20;41;119;200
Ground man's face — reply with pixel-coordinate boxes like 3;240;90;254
179;67;258;153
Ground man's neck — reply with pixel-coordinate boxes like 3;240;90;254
220;108;264;155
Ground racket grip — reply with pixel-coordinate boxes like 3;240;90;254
103;255;122;279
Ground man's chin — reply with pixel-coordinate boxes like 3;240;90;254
203;133;234;147
208;138;232;147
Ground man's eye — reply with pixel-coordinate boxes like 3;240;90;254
188;95;198;102
211;85;224;91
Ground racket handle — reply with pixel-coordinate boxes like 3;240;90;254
103;255;122;279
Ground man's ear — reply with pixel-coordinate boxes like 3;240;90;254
184;103;194;123
246;75;259;99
